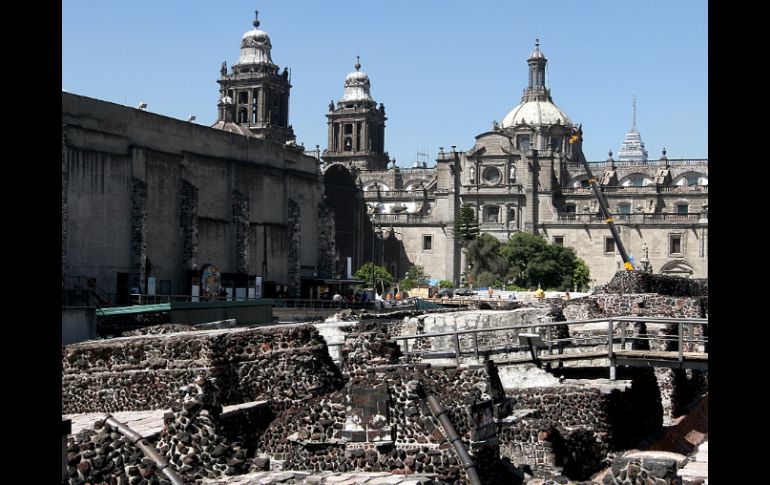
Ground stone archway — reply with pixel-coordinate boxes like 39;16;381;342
659;259;694;278
323;164;367;275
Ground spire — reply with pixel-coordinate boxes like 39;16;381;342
253;10;260;28
522;39;551;102
355;55;361;71
617;94;648;162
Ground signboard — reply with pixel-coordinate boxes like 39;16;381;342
147;277;156;296
191;284;200;302
200;264;221;300
255;276;263;298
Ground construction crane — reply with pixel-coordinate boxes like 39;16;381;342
569;131;635;271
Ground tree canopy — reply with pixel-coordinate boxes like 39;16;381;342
399;265;430;291
455;204;480;245
501;232;590;290
354;263;393;288
465;233;509;286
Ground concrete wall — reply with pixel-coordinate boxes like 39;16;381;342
62;92;324;297
62;307;96;345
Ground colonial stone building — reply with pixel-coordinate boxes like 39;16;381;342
325;41;708;287
62;13;334;303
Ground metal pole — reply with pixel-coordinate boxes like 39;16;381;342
473;331;479;361
454;333;461;367
678;322;684;362
608;320;616;380
426;396;482;485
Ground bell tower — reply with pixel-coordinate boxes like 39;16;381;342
213;11;295;144
322;57;389;170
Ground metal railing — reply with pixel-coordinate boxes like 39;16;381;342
556;212;704;223
392;316;708;377
583;159;708;167
559;185;708;195
372;213;429;223
363;189;433;200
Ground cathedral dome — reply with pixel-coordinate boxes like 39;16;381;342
242;28;270;43
500;100;572;128
237;11;274;66
345;70;369;85
341;57;374;104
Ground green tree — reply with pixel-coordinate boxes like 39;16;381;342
573;259;590;291
354;263;393;289
399;264;430;291
502;232;589;290
455;204;480;245
438;279;453;289
465;233;508;285
405;265;430;285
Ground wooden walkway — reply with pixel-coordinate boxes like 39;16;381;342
65;400;269;439
395;316;708;374
494;349;708;370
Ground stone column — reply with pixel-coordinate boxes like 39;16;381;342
62;128;69;280
258;88;266;124
180;180;199;273
232;190;250;274
287;199;301;297
362;119;369;153
317;204;337;279
130;179;148;293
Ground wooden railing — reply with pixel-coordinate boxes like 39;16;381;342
392;316;708;378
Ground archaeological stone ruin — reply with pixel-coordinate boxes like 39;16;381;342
63;272;708;485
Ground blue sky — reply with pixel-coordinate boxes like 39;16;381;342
62;1;707;164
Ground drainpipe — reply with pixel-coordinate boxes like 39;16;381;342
103;415;185;485
426;395;482;485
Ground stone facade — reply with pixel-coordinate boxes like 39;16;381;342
317;204;337;279
322;43;707;286
180;179;199;272
130;178;148;293
62;92;325;299
233;190;251;274
288;199;301;298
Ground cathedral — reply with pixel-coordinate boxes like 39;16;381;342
62;12;707;303
322;41;708;286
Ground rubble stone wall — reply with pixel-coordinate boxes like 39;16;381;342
62;325;344;414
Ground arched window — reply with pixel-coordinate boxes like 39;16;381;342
621;174;653;187
484;205;500;223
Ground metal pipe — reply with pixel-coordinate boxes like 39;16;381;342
103;415;185;485
426;395;482;485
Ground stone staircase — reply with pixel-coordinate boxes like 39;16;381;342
678;440;708;484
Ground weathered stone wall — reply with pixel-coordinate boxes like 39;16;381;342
250;323;516;484
398;308;553;359
317;204;337;279
62;325;343;414
288;199;301;297
563;294;705;320
495;367;663;481
233;190;250;274
63;92;325;298
599;271;708;297
180;179;199;272
62;128;69;280
130;178;148;293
